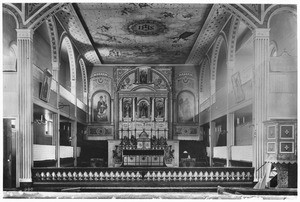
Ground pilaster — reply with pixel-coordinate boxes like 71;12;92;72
253;28;270;181
17;29;34;187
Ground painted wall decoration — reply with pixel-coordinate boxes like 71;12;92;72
231;72;245;103
92;91;110;122
120;73;136;90
153;72;167;89
177;91;195;123
76;3;212;64
90;72;112;96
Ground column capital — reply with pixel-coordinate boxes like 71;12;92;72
253;28;270;38
16;29;33;40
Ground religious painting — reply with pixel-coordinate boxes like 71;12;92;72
92;91;110;122
153;72;167;89
231;72;245;103
120;73;135;90
123;98;132;118
155;98;165;118
177;91;195;123
137;99;150;118
40;69;52;102
138;67;149;84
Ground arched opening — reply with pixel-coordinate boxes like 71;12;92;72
59;35;76;94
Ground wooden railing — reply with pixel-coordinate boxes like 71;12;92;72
32;167;254;189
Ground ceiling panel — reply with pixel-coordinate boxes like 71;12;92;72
77;3;212;64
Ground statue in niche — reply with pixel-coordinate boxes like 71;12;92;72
95;95;108;122
156;100;164;118
139;101;148;118
139;70;147;84
123;100;131;118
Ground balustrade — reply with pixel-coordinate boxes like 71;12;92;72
32;167;254;185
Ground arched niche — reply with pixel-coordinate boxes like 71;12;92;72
177;90;195;123
269;10;297;57
3;12;18;72
91;91;111;123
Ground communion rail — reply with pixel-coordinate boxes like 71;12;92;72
32;167;254;190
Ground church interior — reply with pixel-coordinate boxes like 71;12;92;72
2;2;297;198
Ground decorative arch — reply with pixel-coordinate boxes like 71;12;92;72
59;34;76;95
3;5;22;29
199;57;210;93
265;6;297;28
117;67;171;91
222;4;257;31
210;34;227;96
78;58;88;104
91;90;111;123
227;16;240;62
46;16;59;70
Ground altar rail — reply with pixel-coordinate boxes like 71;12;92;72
32;167;254;189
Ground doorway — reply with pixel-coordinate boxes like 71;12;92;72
3;118;17;189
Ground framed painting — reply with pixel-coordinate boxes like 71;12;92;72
40;69;52;102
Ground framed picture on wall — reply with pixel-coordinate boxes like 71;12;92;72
40;69;52;102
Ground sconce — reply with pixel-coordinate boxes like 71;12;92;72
33;115;47;125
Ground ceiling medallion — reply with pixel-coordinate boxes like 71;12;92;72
127;20;167;36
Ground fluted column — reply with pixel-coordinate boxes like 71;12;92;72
17;29;33;187
253;28;270;181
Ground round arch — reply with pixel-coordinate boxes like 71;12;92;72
78;58;88;104
117;67;171;91
59;34;77;95
210;34;228;96
46;16;59;71
266;6;297;28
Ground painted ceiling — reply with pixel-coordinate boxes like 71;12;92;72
75;3;213;64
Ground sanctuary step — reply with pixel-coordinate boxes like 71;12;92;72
32;167;255;191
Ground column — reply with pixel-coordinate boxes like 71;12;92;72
226;60;235;167
132;97;135;121
71;121;77;166
226;113;234;167
164;98;168;121
253;28;270;181
151;98;155;121
53;114;60;167
209;121;216;166
17;29;33;188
